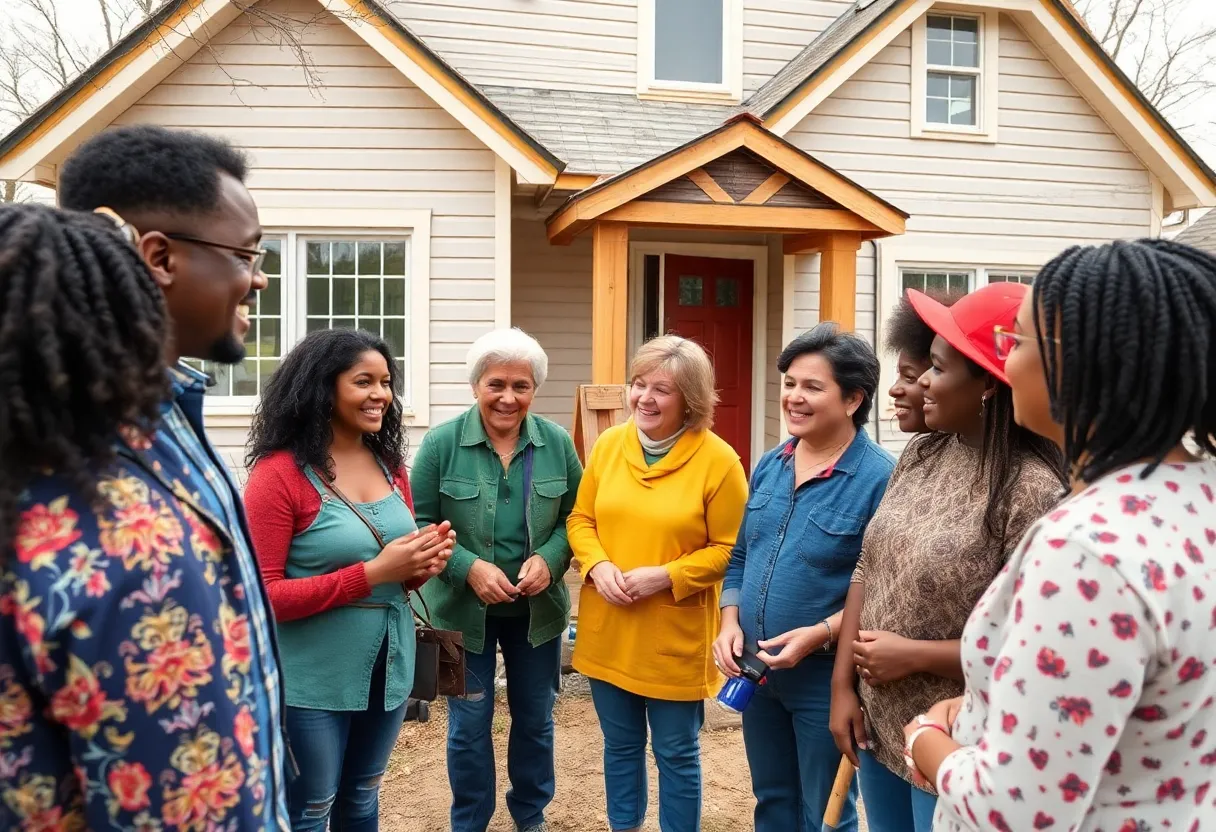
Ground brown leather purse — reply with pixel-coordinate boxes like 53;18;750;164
313;470;466;701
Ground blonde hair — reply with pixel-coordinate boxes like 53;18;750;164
629;335;718;431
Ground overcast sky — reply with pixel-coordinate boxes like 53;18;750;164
10;0;1216;167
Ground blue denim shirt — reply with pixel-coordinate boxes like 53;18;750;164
721;430;894;648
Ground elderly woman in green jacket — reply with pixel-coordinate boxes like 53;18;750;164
412;327;582;832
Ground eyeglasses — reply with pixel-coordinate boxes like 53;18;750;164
165;233;267;275
993;325;1060;361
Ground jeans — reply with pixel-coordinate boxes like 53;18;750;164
588;680;704;832
741;655;858;832
857;750;937;832
447;614;561;832
285;641;406;832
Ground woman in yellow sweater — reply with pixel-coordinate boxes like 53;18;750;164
568;335;748;832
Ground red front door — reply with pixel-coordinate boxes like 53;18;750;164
663;255;754;473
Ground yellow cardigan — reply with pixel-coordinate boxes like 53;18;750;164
567;421;748;701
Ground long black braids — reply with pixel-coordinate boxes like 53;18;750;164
245;328;408;480
0;203;169;556
910;378;1067;548
1033;238;1216;482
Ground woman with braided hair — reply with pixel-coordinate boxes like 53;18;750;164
1;124;291;830
905;239;1216;831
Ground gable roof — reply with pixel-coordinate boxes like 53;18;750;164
546;114;908;244
0;0;563;185
745;0;1216;210
1175;211;1216;252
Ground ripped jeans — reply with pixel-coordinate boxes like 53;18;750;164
286;640;407;832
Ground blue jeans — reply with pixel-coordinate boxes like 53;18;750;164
285;641;406;832
742;655;858;832
447;614;561;832
588;680;704;832
857;751;937;832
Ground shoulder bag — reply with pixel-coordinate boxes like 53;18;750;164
312;469;466;700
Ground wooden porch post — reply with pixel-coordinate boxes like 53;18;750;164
818;233;862;332
591;221;629;383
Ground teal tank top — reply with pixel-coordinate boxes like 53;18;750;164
276;465;418;711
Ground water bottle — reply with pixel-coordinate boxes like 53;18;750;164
715;647;768;714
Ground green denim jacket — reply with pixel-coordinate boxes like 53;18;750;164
411;407;582;654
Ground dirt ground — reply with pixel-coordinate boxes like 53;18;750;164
379;689;756;832
379;682;868;831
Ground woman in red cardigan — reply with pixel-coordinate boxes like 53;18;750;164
244;328;453;832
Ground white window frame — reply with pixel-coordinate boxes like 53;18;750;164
637;0;743;103
874;239;1053;427
200;208;432;427
910;7;999;143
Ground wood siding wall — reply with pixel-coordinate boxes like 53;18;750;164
112;0;499;472
391;0;849;95
511;207;594;429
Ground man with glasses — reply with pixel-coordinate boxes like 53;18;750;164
5;125;290;829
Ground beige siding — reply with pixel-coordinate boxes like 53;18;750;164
389;0;637;94
511;206;594;428
787;21;1153;248
392;0;845;96
111;0;499;473
744;0;853;94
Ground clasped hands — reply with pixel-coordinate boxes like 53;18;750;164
587;561;672;605
467;555;552;605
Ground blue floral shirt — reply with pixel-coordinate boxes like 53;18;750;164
0;364;291;831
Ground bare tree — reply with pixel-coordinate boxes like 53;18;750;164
1077;0;1216;127
1;0;338;203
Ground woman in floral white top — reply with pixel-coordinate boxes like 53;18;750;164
903;238;1216;831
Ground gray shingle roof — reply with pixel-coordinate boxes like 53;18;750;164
1175;211;1216;253
480;86;732;175
745;0;903;118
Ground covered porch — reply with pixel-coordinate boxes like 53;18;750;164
529;115;907;467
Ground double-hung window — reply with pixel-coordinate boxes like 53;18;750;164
911;9;999;141
638;0;742;101
186;226;427;421
898;266;1037;298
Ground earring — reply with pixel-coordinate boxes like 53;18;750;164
980;395;988;418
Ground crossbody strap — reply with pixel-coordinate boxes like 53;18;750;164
311;466;434;627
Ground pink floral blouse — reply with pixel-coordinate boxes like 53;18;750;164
936;460;1216;832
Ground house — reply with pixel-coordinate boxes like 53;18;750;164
2;0;1213;473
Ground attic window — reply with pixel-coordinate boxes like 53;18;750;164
638;0;742;102
911;9;1000;143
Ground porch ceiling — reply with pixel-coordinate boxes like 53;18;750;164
545;114;908;246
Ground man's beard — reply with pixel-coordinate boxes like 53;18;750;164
208;333;247;365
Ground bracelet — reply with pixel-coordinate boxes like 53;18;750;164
819;619;833;652
903;718;949;771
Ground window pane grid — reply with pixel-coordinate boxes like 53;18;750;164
927;14;979;68
185;237;284;397
925;14;980;127
304;237;410;404
987;271;1036;286
900;269;974;296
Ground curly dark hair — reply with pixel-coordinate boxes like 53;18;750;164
910;366;1067;548
58;124;248;215
0;203;169;554
884;290;964;361
246;328;408;479
1032;238;1216;481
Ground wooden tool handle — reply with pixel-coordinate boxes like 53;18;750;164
822;755;857;828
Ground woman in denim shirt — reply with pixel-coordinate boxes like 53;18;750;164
712;323;895;832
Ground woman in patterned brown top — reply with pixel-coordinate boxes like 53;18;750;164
828;283;1067;832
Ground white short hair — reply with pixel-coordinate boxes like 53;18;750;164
466;327;549;388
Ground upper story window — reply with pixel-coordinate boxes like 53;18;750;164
638;0;742;102
911;9;999;142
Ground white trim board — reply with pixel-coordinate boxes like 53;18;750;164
628;241;768;467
